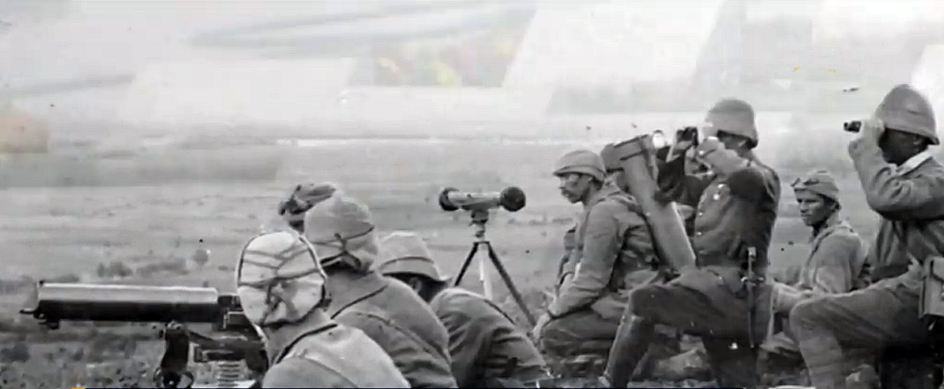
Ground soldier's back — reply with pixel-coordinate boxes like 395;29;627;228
432;288;547;387
262;323;409;388
331;271;457;388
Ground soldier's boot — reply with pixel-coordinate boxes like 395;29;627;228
601;314;655;388
703;337;760;389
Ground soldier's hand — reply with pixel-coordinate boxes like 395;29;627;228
530;313;552;342
856;118;885;143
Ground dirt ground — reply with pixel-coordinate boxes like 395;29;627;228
0;140;880;388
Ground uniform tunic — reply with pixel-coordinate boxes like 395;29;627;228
261;315;409;388
431;287;548;387
621;141;781;388
326;270;458;388
540;182;660;355
791;138;944;389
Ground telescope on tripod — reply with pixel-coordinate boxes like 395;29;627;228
438;186;535;327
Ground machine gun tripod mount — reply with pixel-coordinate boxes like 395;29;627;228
439;186;536;327
20;282;267;389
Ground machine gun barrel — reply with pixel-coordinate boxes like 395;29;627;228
20;282;227;327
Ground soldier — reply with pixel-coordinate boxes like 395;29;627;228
303;193;458;388
603;98;782;389
376;231;551;388
277;183;338;232
790;84;944;389
234;230;409;388
531;149;664;372
762;169;869;359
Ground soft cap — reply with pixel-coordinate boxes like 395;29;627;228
377;231;450;283
553;149;606;182
791;169;840;202
304;194;379;272
235;230;327;327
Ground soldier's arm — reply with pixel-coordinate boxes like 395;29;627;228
807;234;864;294
849;137;944;219
695;139;773;203
656;148;713;207
337;312;459;388
557;227;579;287
547;203;623;318
437;306;493;388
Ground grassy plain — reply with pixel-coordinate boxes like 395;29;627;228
0;139;884;388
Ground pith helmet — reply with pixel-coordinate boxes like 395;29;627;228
235;230;327;327
704;98;758;146
874;84;938;145
377;231;450;283
791;169;840;202
304;194;379;273
553;149;606;182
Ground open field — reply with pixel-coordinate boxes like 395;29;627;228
0;139;884;387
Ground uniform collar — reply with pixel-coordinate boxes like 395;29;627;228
897;150;933;176
324;270;387;318
584;182;621;210
811;212;846;243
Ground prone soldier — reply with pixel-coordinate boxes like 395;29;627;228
789;84;944;389
234;230;409;388
302;191;458;388
603;98;782;389
377;231;551;388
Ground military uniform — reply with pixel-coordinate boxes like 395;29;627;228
234;230;409;388
790;84;944;389
763;171;869;358
377;231;549;388
432;288;548;387
604;99;782;389
262;317;410;388
305;194;458;388
540;180;661;356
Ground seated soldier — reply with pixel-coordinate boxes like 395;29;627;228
377;231;551;388
531;149;667;374
763;169;869;358
303;193;458;388
234;230;409;388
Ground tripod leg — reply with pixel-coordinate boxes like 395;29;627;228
484;242;537;327
453;242;480;287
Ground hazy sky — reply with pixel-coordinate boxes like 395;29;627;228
1;0;942;127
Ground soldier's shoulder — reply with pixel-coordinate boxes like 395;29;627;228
597;194;642;214
264;357;355;387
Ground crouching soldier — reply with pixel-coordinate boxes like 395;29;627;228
303;193;458;388
603;98;782;389
377;231;551;388
235;230;409;388
532;149;664;373
762;169;869;361
790;84;944;389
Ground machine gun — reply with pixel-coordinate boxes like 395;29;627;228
19;281;267;388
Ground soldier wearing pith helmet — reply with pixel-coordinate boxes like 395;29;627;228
377;231;550;388
303;193;457;388
534;148;661;377
790;84;944;389
604;98;782;389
